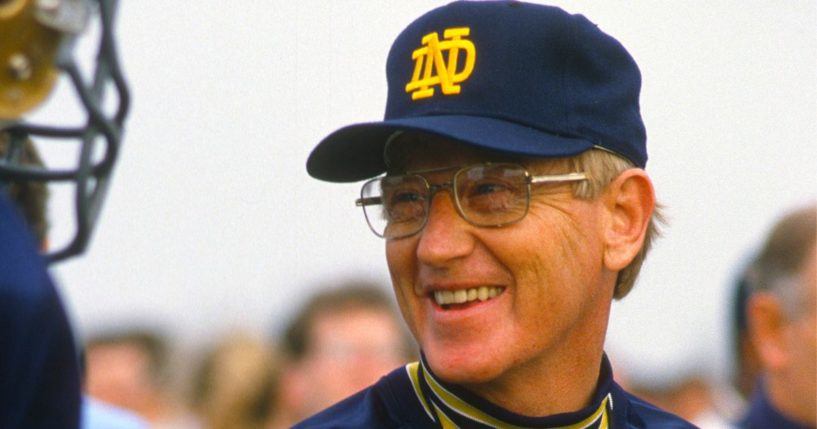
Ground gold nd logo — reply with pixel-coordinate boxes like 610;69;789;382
405;27;476;100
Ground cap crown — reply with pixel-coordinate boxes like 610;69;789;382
307;1;646;182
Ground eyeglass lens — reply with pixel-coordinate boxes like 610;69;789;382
360;164;531;239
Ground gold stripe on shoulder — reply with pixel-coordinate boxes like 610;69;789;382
420;363;527;429
405;362;436;422
598;407;609;429
433;402;461;429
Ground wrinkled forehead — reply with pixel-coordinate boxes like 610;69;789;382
383;131;569;174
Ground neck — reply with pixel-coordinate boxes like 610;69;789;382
463;349;605;416
416;352;615;429
460;283;614;416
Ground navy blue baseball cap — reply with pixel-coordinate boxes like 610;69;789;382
307;0;646;182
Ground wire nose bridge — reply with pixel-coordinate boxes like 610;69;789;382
427;180;454;197
424;179;469;228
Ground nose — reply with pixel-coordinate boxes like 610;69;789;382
416;188;475;266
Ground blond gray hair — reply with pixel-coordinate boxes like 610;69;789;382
568;149;665;299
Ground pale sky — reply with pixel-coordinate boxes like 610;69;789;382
35;1;816;386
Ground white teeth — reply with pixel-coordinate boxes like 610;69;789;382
435;290;454;304
478;287;488;301
433;287;503;306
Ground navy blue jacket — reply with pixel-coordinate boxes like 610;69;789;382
0;194;82;428
295;355;695;428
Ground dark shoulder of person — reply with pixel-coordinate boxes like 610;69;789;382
0;194;82;429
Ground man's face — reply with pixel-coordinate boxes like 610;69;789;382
85;342;155;411
784;244;817;424
298;307;410;416
385;135;617;397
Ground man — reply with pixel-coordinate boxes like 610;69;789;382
0;0;130;427
84;330;171;417
271;283;415;427
301;1;693;427
0;178;81;427
0;136;48;248
0;138;147;429
731;270;764;402
83;328;198;428
739;205;816;429
191;332;278;429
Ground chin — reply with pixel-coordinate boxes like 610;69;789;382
424;345;504;385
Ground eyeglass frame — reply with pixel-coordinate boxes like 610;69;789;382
355;162;588;239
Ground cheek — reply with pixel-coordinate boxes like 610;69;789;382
507;204;607;311
509;245;586;322
386;240;416;290
795;316;817;362
524;202;604;270
386;240;420;330
788;317;817;398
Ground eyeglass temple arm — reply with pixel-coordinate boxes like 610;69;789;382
529;172;587;184
356;196;382;207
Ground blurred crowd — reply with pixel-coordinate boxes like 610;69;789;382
79;282;416;429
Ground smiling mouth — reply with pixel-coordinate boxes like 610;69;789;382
432;286;504;310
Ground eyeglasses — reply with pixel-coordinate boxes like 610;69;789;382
356;163;587;239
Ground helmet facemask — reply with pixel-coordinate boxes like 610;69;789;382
1;0;130;262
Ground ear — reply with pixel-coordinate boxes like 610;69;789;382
747;292;789;371
601;169;655;272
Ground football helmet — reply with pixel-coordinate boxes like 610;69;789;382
0;0;129;262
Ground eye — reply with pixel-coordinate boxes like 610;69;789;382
392;190;423;203
462;179;515;209
470;181;510;196
383;181;427;223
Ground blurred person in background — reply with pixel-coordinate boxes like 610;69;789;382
0;139;147;429
301;1;694;427
1;0;130;427
190;331;278;429
84;328;199;429
713;265;768;425
731;270;764;403
0;136;48;247
626;371;733;428
269;283;414;427
738;204;816;429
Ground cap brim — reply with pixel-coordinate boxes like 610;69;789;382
306;115;595;182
